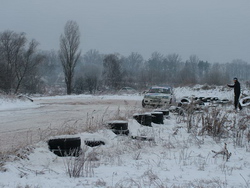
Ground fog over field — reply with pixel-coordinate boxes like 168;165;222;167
1;0;250;63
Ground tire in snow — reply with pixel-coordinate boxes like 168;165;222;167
48;137;81;157
107;120;130;135
133;113;152;127
151;111;164;124
240;96;250;107
154;109;170;116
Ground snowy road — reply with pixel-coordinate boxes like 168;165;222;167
0;95;143;152
0;86;235;152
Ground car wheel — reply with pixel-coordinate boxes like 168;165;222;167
142;100;146;107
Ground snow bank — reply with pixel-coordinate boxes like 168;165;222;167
0;96;37;110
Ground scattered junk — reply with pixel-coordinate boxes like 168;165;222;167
173;128;179;135
194;96;220;106
84;140;105;147
107;120;130;135
133;113;152;127
178;97;205;110
131;136;155;141
48;137;81;157
212;97;219;102
169;106;185;116
18;95;34;102
211;143;231;161
177;97;191;110
201;97;211;103
45;94;237;161
180;97;192;104
240;96;250;107
217;98;230;105
176;95;232;113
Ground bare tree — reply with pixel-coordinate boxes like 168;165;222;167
83;49;103;66
83;64;100;94
0;30;44;94
179;55;199;85
59;20;81;95
74;63;101;94
123;52;144;72
103;54;122;89
198;60;210;83
226;59;250;81
121;52;144;87
38;50;62;86
14;39;45;93
162;53;182;83
206;63;229;85
0;30;26;93
146;52;164;85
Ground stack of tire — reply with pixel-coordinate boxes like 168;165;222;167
151;111;164;124
157;109;169;116
154;109;170;118
133;113;152;127
107;120;130;135
134;111;165;125
48;137;81;157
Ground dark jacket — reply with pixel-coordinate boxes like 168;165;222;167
228;80;241;96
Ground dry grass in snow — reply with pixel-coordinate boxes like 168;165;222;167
0;86;250;188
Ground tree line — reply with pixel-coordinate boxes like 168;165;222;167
1;21;250;95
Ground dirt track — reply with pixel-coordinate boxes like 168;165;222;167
0;96;142;152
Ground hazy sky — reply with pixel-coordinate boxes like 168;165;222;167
1;0;250;63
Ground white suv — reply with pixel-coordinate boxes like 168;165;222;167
142;86;173;107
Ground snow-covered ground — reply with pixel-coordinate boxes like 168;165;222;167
0;86;250;188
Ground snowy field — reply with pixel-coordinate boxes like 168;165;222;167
0;85;250;188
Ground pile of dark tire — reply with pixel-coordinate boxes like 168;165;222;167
47;110;171;157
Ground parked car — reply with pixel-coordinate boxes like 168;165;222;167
142;86;174;107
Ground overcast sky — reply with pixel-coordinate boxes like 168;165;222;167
1;0;250;63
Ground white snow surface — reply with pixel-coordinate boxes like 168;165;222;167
0;86;250;188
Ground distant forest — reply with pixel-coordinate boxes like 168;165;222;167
1;28;250;95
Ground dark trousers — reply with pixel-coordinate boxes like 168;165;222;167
234;95;242;110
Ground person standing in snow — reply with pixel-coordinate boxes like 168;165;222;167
227;77;242;111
